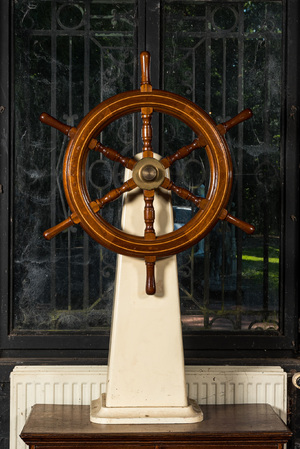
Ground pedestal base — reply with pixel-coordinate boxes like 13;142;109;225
90;394;204;424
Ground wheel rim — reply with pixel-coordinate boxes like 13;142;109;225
63;89;232;259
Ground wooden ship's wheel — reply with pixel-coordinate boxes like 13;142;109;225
40;52;254;295
39;51;255;424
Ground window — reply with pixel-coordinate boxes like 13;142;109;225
163;1;283;333
0;0;299;358
13;0;138;334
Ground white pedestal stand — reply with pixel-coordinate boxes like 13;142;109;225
90;155;203;424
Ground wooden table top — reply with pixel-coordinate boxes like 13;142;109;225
20;403;292;445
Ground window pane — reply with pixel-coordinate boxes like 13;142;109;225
13;0;138;331
163;1;282;332
12;0;283;336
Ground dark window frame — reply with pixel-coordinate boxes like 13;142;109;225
0;0;299;360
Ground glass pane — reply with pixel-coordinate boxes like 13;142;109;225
13;0;138;331
12;0;283;336
163;1;282;332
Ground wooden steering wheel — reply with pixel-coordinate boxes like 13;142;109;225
40;52;254;295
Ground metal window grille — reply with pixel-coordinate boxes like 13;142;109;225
12;0;283;334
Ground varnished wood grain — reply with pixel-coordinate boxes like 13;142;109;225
94;142;136;169
43;180;137;240
161;178;255;235
161;108;253;169
95;179;137;209
60;89;233;258
40;112;136;169
20;403;291;448
145;255;156;295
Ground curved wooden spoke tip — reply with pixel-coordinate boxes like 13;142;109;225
39;112;76;138
140;51;151;88
218;108;253;135
95;178;137;209
219;210;255;234
145;256;156;295
43;212;80;240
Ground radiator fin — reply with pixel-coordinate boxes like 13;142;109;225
10;365;287;449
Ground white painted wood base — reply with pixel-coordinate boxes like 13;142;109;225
90;394;203;424
91;154;203;423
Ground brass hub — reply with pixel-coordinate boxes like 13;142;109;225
132;157;165;190
141;165;157;182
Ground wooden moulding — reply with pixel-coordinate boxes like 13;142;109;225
20;403;292;448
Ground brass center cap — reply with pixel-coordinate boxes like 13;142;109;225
141;165;157;181
132;157;165;190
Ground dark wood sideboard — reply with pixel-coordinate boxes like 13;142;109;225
20;403;292;449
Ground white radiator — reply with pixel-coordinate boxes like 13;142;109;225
10;365;287;449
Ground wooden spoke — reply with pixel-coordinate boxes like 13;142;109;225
218;209;255;235
140;51;154;158
218;108;253;135
43;213;80;240
140;52;156;295
161;178;254;235
43;201;102;240
161;138;202;169
141;112;153;157
43;179;137;240
40;112;75;137
140;51;151;88
139;47;157;297
145;256;156;295
95;178;137;209
144;190;156;240
40;112;136;169
161;178;207;209
161;108;253;169
94;142;136;170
